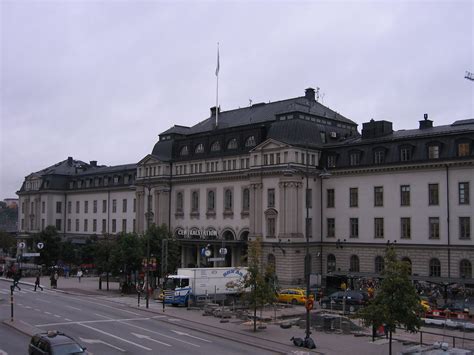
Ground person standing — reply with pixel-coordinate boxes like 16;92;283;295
34;272;43;291
77;269;83;283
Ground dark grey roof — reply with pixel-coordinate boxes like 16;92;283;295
178;96;355;135
28;158;88;177
74;163;136;176
161;125;191;135
151;140;173;161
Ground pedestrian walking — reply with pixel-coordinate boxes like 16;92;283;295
34;273;43;291
12;270;21;291
77;270;83;283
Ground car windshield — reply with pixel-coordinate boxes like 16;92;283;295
51;343;85;354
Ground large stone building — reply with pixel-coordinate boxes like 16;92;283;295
17;88;473;286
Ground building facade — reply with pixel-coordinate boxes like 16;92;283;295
17;88;473;287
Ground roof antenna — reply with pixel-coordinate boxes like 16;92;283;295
249;99;252;106
316;87;320;102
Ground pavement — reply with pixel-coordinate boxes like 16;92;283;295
2;275;474;354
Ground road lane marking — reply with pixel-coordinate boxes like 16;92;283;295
122;321;200;347
78;324;152;351
68;297;140;316
66;305;82;311
64;318;72;321
35;316;156;327
17;303;23;306
131;333;171;347
25;306;32;309
54;314;62;318
80;337;126;352
37;299;51;304
34;309;41;312
44;311;52;315
171;329;212;343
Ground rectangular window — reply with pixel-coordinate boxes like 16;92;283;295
133;198;136;213
75;219;79;232
306;218;312;238
264;154;268;165
428;145;439;159
122;219;127;232
21;218;24;230
327;155;336;168
458;143;470;157
267;217;276;237
327;218;335;238
67;201;71;214
112;199;117;213
374;218;384;238
401;217;411;239
320;132;326;143
112;219;117;233
374;186;384;207
401;185;410;206
84;219;88;232
56;201;62;214
102;219;106;233
349;188;358;207
350;218;359;238
123;199;127;213
459;182;470;204
84;201;88;214
459;217;471;239
55;219;62;231
429;184;439;205
269;154;274;165
276;153;281;164
93;219;97;232
67;219;71;232
327;189;335;208
93;200;97;213
133;219;136;233
42;201;46;214
350;152;360;166
429;217;440;239
306;188;312;208
267;188;275;208
41;219;45;230
76;201;80;214
400;148;411;161
102;200;107;213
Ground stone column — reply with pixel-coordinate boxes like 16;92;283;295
136;190;145;234
249;182;263;238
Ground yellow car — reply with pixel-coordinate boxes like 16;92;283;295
277;288;313;305
420;299;431;312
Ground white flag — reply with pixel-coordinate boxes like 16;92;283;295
215;45;220;76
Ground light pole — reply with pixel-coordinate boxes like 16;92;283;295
144;184;154;309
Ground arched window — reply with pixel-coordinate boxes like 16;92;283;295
210;141;221;151
224;189;233;210
176;192;183;212
191;191;199;212
375;256;385;273
402;257;412;275
195;143;204;154
207;190;215;211
245;136;256;147
429;258;441;277
350;255;360;272
223;230;235;240
180;146;189;156
327;254;336;273
267;253;276;269
227;138;238;150
242;188;250;211
460;259;472;279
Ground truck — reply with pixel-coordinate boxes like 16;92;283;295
163;267;248;306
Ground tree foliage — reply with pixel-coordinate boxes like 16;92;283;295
357;246;423;353
145;224;181;276
33;226;62;267
109;233;143;276
0;231;16;253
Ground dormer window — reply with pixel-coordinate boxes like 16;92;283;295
245;136;256;147
195;143;204;154
227;138;238;150
114;176;120;184
458;142;471;157
327;155;336;168
349;151;361;166
210;141;221;152
400;146;413;162
374;149;386;164
180;146;189;156
428;144;440;159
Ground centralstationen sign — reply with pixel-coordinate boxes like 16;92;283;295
175;227;218;240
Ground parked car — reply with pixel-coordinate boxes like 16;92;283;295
320;290;369;312
277;288;313;305
29;331;87;354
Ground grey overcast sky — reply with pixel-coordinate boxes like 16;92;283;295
1;0;473;199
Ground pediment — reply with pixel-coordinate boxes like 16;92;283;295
137;154;162;166
251;138;290;152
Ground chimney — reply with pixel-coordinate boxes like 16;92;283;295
362;119;393;139
210;106;220;116
419;113;433;129
90;160;97;167
67;157;73;166
305;88;315;102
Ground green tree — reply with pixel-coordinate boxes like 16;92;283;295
0;231;16;254
33;226;61;267
109;233;143;279
59;240;77;265
145;224;181;278
242;238;277;332
357;246;423;355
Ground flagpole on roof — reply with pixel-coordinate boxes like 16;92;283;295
215;42;220;127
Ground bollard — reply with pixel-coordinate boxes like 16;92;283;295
10;285;14;322
137;291;141;307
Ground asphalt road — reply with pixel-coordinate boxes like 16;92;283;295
0;280;280;355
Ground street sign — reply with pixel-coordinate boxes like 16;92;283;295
208;257;225;262
219;248;227;255
204;249;212;257
37;242;44;249
23;253;40;257
18;242;26;249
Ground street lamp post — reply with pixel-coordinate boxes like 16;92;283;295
144;185;154;309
